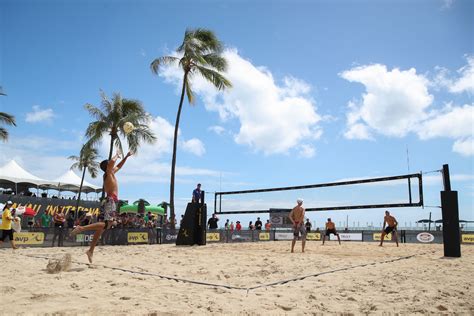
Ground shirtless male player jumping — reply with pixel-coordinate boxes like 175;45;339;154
72;151;132;262
289;198;306;253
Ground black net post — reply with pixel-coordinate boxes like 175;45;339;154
441;164;461;257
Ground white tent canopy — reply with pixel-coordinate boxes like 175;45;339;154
0;160;55;187
0;160;101;194
53;170;101;193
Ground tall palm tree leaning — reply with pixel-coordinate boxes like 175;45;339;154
0;86;16;142
69;145;100;217
151;28;232;229
84;91;157;198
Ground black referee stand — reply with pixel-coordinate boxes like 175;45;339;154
176;191;207;246
440;164;461;257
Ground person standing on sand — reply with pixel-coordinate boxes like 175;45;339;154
71;151;132;263
289;198;306;253
379;210;399;247
0;201;18;249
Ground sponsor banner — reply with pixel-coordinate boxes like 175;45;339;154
373;233;392;241
206;232;220;242
306;233;321;241
461;234;474;243
275;232;294;240
127;232;148;243
13;232;44;245
164;233;178;242
76;234;96;243
269;210;292;228
0;195;100;217
416;232;435;243
329;233;362;241
258;232;270;241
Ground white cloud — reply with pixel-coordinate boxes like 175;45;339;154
340;64;433;138
453;137;474;157
416;104;474;156
208;125;225;135
25;105;55;123
450;55;474;94
159;49;322;155
341;62;473;156
441;0;454;10
299;144;316;158
416;104;474;140
181;138;205;156
431;55;474;94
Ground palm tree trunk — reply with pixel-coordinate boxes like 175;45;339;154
170;72;188;230
75;166;86;220
108;134;115;160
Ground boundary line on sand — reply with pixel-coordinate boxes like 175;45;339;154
22;251;430;293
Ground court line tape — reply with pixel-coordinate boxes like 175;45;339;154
22;251;430;292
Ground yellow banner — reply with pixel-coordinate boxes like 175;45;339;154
127;232;148;243
13;232;44;245
306;233;321;240
461;234;474;243
373;233;392;241
259;232;270;241
206;232;220;241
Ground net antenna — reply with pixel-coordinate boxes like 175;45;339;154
214;173;423;215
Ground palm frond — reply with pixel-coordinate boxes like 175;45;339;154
84;104;107;121
85;120;109;140
201;53;228;72
0;127;8;141
196;66;232;91
150;56;179;74
192;28;223;53
99;90;114;115
0;112;16;126
185;78;195;104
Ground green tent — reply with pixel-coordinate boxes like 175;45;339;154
119;203;165;215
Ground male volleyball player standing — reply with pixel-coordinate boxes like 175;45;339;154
379;210;399;247
71;151;132;263
289;198;306;253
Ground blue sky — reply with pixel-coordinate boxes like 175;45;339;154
1;0;473;228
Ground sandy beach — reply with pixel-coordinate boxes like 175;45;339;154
0;241;472;315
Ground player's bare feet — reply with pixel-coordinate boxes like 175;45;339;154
70;226;84;236
86;250;93;263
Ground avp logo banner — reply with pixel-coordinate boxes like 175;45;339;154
128;232;148;243
206;232;220;242
13;232;44;245
373;233;393;241
306;233;321;240
462;234;474;243
258;232;270;241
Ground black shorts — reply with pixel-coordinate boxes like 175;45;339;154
325;229;338;236
384;226;396;234
0;229;14;242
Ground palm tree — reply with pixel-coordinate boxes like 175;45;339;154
150;28;232;228
0;88;16;142
84;90;157;161
69;145;100;216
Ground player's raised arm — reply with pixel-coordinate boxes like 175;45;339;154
114;151;132;173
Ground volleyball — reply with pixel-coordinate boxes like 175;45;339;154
123;122;135;134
